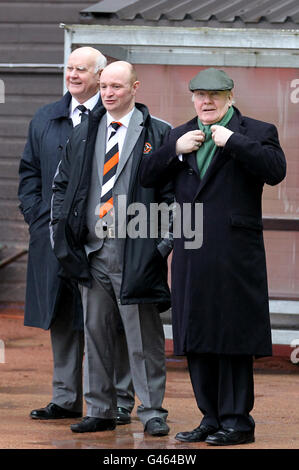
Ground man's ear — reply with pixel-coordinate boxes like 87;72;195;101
132;80;140;95
97;69;103;85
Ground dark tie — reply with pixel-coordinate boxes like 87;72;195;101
77;104;88;122
99;121;122;221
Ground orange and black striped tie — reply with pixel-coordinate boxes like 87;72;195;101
99;121;122;220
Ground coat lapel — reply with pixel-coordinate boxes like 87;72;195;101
115;108;143;183
193;109;243;199
95;114;107;187
181;118;200;177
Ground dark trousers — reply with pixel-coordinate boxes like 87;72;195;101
187;353;255;431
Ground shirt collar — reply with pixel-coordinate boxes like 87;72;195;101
70;92;100;114
106;107;135;129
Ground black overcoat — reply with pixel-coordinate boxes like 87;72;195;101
18;92;102;329
140;106;286;356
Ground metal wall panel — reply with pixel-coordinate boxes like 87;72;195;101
0;1;96;304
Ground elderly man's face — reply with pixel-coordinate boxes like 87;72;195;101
193;90;233;125
66;50;101;103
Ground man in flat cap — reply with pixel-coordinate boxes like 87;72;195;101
140;68;286;446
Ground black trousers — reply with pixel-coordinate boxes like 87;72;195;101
187;353;255;431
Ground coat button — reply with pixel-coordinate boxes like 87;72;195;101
74;210;78;217
187;168;194;175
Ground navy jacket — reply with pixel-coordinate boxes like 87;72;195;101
18;92;102;329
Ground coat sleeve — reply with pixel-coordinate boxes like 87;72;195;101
140;123;178;257
155;178;175;258
140;133;182;188
50;139;72;248
224;121;286;186
18;117;43;225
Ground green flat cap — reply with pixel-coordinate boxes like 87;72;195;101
189;68;234;91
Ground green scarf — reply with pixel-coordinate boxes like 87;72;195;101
196;106;234;178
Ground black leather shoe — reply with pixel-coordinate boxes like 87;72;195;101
144;417;170;436
175;424;218;442
70;416;116;433
205;428;255;446
30;402;82;420
116;407;131;425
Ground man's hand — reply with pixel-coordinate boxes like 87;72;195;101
176;130;205;155
211;125;233;147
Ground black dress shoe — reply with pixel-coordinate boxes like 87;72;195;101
175;424;218;442
30;402;82;420
116;407;131;425
144;417;170;436
205;428;255;446
70;416;116;433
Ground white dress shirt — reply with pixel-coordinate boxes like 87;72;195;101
106;107;135;159
70;92;100;126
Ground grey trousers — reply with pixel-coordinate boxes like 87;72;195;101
81;238;168;425
50;290;135;413
51;308;84;412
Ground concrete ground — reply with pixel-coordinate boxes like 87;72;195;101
0;310;298;458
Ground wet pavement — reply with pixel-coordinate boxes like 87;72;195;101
0;311;298;459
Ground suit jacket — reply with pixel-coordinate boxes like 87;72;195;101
140;106;286;356
85;108;144;261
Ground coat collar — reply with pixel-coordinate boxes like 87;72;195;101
49;91;103;120
183;107;246;200
92;101;150;127
48;92;72;119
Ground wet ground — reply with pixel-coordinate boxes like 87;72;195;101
0;312;298;460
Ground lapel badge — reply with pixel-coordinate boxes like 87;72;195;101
143;142;152;154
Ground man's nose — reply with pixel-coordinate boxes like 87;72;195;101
70;68;78;77
105;86;114;96
203;93;212;102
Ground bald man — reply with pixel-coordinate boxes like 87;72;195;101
51;61;173;435
19;49;134;422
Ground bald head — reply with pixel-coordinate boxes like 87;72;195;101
69;47;107;72
100;61;140;119
101;61;138;84
66;47;107;103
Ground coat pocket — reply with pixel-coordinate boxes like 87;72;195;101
230;214;263;232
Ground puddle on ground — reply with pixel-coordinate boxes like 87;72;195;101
0;401;21;409
0;385;48;394
6;338;45;348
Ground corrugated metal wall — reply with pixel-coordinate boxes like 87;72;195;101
0;1;95;304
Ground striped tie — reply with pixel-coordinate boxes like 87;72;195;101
99;121;122;221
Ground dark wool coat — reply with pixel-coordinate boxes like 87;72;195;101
18;92;102;329
50;103;174;313
140;106;286;356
